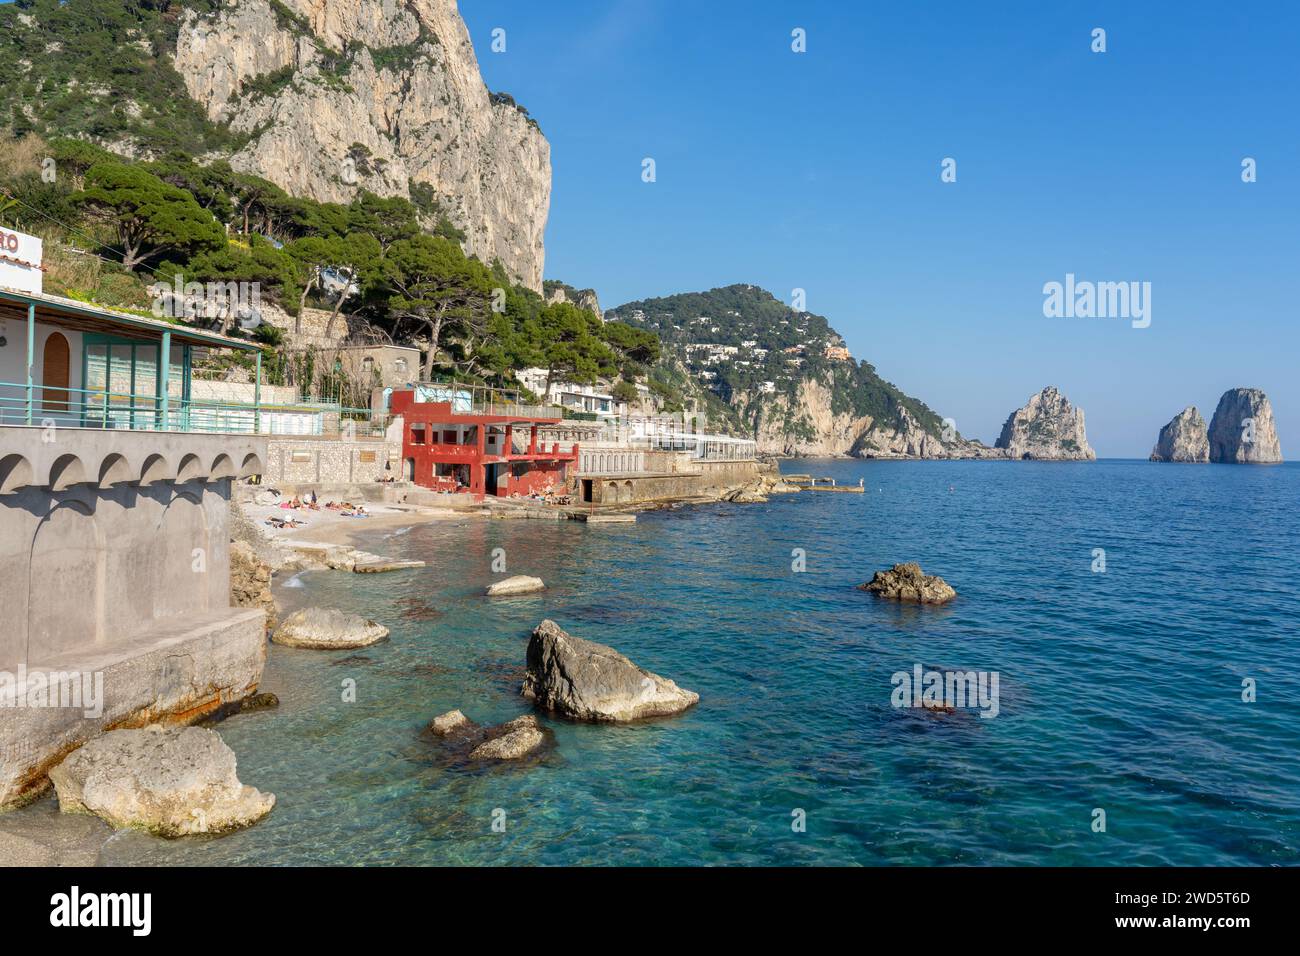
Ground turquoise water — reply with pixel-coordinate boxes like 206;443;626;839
101;460;1300;865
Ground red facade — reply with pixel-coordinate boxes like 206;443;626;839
389;389;578;499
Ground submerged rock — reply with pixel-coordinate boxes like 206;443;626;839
994;386;1096;460
428;710;472;737
48;726;274;837
354;558;425;573
486;575;546;596
468;716;547;760
1208;388;1283;463
1150;406;1210;462
859;563;956;604
522;619;699;722
427;711;550;761
271;608;389;649
238;692;280;713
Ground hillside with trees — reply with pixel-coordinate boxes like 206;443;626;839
0;133;657;405
607;284;953;451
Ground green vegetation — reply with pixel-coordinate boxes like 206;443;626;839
607;284;948;438
1;132;652;397
0;0;240;155
77;162;226;272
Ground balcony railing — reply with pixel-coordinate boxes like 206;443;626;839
0;381;386;439
474;402;563;420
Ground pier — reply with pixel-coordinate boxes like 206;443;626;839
783;475;865;493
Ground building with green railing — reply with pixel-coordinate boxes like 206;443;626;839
0;286;268;432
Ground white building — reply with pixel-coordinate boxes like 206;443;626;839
517;367;616;418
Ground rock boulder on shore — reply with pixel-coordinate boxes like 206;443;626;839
486;575;546;596
1208;388;1283;463
272;608;389;649
859;563;956;604
1150;406;1210;462
48;726;274;837
522;620;699;722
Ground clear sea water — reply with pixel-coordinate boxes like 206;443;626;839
100;460;1300;866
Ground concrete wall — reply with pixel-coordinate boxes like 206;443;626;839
0;425;269;807
262;435;398;485
575;459;762;506
0;426;266;672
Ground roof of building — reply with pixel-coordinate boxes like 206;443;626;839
0;287;262;352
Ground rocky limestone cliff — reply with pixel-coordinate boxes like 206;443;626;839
749;376;996;459
1208;388;1283;463
1150;406;1209;462
995;386;1096;460
545;284;603;321
173;0;550;290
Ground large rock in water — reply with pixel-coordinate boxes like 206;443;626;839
1208;388;1283;463
858;563;956;604
522;620;699;722
48;726;274;837
272;608;389;649
1150;406;1209;462
995;386;1096;460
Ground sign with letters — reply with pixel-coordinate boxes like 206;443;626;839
0;227;43;294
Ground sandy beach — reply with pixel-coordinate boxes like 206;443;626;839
241;497;476;550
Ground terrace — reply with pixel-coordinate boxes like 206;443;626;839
0;288;383;439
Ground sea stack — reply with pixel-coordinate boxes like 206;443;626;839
1208;388;1283;463
995;386;1096;460
1150;406;1209;462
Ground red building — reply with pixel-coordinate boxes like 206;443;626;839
389;387;579;499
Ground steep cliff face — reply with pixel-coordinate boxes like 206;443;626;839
1150;406;1209;462
172;0;551;290
995;386;1096;460
1208;388;1283;463
750;377;875;457
747;377;994;458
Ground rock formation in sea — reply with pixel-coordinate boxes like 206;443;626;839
1150;406;1210;462
522;620;699;722
995;386;1096;460
48;725;275;837
1207;388;1284;463
858;563;956;604
272;608;390;649
172;0;551;291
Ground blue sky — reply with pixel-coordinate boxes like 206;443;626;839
459;0;1299;457
7;1;1294;455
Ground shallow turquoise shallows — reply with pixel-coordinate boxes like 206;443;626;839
100;460;1300;865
